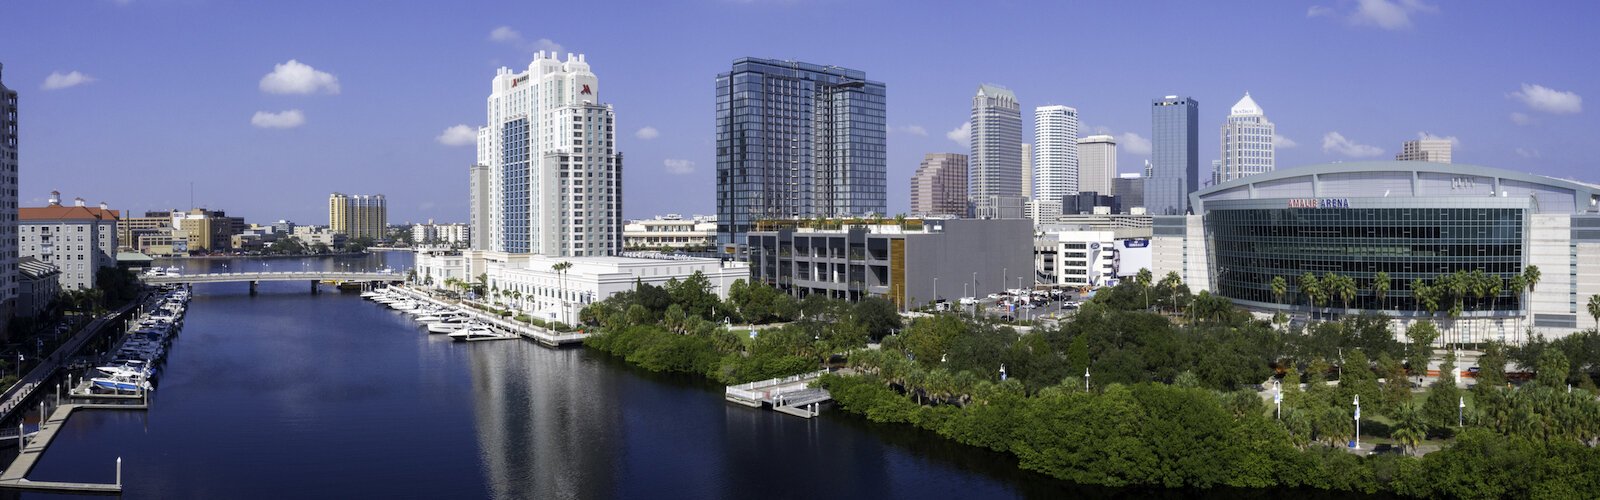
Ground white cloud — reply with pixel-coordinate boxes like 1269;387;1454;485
945;122;971;145
635;126;660;140
436;124;476;146
488;26;521;43
895;125;928;136
1273;134;1298;148
41;71;95;90
1510;83;1583;114
1416;131;1460;148
1510;112;1534;126
1091;125;1112;135
1321;131;1383;157
488;26;564;54
1119;132;1152;155
259;60;340;95
663;159;695;175
251;109;305;129
1515;148;1541;159
1311;0;1436;30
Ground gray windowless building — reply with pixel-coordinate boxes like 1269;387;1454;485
747;219;1033;308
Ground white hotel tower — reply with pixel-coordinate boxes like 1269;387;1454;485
1216;92;1274;183
1033;105;1080;202
472;51;621;256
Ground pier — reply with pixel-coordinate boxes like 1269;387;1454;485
725;370;832;418
387;287;588;347
0;402;146;494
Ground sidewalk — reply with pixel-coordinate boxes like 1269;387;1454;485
0;294;146;420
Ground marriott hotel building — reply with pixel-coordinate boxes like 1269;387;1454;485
1153;161;1600;342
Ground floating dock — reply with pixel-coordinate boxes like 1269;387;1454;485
725;370;832;419
0;402;146;494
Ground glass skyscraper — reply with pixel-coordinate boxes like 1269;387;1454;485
969;84;1023;219
1149;96;1199;216
716;58;888;250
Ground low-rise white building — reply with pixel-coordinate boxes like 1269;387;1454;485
420;249;748;324
623;214;716;251
412;221;471;247
1035;228;1116;288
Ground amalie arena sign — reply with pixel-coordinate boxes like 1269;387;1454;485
1287;198;1351;209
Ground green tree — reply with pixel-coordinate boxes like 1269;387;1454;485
1372;271;1390;311
1390;404;1427;456
1377;352;1410;414
1270;276;1287;305
1588;294;1600;327
1536;347;1570;389
1339;350;1380;418
1135;268;1153;310
1423;351;1462;432
1405;320;1439;385
851;297;903;342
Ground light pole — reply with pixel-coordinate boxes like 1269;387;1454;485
999;364;1007;381
1274;381;1282;420
1353;394;1361;449
933;277;938;304
1002;267;1007;293
1458;396;1464;427
1084;368;1091;392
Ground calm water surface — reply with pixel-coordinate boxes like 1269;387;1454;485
16;254;1083;499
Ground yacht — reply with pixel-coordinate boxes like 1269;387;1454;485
91;372;153;392
449;324;509;341
427;317;473;334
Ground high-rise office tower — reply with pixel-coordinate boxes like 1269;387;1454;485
1396;138;1453;163
1077;135;1117;197
328;193;387;240
1149;96;1199;215
716;58;887;249
909;153;968;218
1033;105;1080;202
474;51;621;256
468;163;491;249
1020;143;1033;199
969;84;1023;218
1218;92;1275;184
0;65;18;335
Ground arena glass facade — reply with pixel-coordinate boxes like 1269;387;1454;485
1154;161;1600;342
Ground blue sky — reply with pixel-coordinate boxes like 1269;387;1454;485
4;0;1594;224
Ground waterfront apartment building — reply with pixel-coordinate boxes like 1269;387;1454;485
412;221;471;247
746;218;1033;308
622;214;716;251
473;51;622;257
1078;135;1117;198
1149;96;1199;216
715;58;888;251
16;257;59;319
1033;105;1080;202
1396;138;1453;164
1154;160;1600;343
329;192;387;241
20;193;119;290
909;153;968;218
1218;93;1275;184
0;65;20;333
970;84;1024;219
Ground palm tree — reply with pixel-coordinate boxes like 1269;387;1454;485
553;261;574;324
1523;265;1542;344
1507;274;1527;342
1327;273;1356;317
1588;294;1600;328
1373;271;1390;311
1299;272;1322;321
1159;271;1183;315
1135;268;1154;310
1390;404;1428;456
1271;276;1288;305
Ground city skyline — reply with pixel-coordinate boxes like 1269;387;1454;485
3;1;1595;224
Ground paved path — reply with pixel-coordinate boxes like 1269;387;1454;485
0;296;143;421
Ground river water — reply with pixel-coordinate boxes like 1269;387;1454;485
15;254;1087;499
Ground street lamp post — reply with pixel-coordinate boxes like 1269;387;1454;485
1084;368;1091;392
1274;381;1282;420
1458;396;1465;427
1353;394;1361;449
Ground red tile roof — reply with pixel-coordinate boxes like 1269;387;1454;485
20;205;121;221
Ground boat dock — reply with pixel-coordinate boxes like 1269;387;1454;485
0;402;146;494
388;287;589;347
725;370;832;418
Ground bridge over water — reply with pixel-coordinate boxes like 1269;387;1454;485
140;271;404;294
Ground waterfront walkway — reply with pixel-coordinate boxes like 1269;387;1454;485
388;287;588;347
0;297;144;422
0;402;144;494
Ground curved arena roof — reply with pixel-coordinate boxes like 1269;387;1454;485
1191;161;1600;215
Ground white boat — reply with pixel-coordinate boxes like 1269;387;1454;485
449;324;508;341
427;317;472;334
91;373;152;392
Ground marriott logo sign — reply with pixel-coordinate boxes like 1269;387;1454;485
1287;198;1351;209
